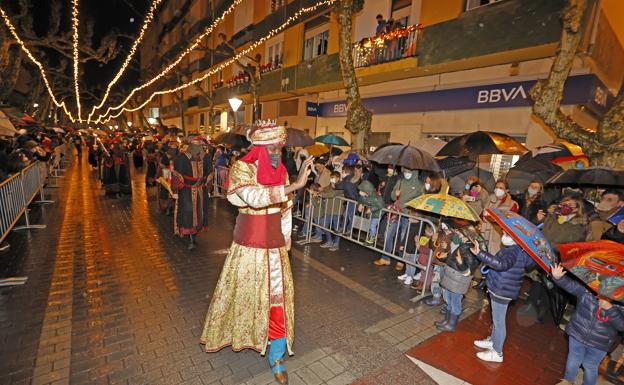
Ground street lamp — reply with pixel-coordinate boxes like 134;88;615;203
128;121;133;128
228;97;242;132
33;103;39;108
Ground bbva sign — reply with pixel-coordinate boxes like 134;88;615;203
476;85;528;104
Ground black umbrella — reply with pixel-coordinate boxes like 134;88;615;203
214;132;250;147
507;159;563;195
285;127;314;147
437;131;528;158
368;144;440;172
547;167;624;187
436;156;477;178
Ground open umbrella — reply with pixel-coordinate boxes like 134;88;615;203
609;207;624;226
560;241;624;302
485;208;555;272
547;167;624;187
315;134;349;147
305;143;329;156
50;127;66;134
285;127;314;147
449;167;496;195
0;111;17;136
412;137;447;156
518;141;589;169
437;131;528;158
437;156;477;178
214;132;250;148
506;159;563;195
406;193;480;222
368;144;440;172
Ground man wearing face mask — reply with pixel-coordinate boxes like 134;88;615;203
201;122;314;384
171;137;213;250
587;190;624;241
470;231;535;363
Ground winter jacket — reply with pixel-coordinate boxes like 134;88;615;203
475;245;535;303
313;189;344;218
555;275;624;352
357;180;385;218
542;214;588;253
391;173;423;211
602;226;624;244
588;209;617;241
335;174;359;201
517;195;547;225
444;243;480;274
382;174;400;204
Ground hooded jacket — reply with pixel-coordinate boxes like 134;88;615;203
476;245;535;303
357;180;385;218
555;275;624;352
391;173;423;211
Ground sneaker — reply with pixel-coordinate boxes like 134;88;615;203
394;262;404;271
476;349;503;363
295;239;308;245
414;272;422;280
397;274;408;281
474;337;493;350
320;242;333;248
366;235;376;245
373;258;391;266
329;246;339;252
404;277;413;285
309;237;323;243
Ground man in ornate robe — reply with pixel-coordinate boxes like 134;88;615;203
201;122;313;384
171;138;212;250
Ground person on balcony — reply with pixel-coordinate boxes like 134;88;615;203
201;122;314;384
375;14;387;35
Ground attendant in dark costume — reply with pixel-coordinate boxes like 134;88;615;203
102;141;132;196
171;138;213;250
132;140;144;169
144;139;158;186
87;136;98;169
157;143;178;215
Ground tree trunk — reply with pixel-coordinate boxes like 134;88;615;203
336;0;371;154
529;0;624;167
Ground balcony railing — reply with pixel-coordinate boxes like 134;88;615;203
353;24;422;69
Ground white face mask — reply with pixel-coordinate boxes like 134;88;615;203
358;191;368;197
527;187;539;196
494;188;506;198
424;183;431;191
403;171;413;180
330;178;338;184
501;233;516;246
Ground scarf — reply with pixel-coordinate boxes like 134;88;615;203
240;145;287;186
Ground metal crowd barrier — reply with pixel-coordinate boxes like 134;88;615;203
212;166;230;197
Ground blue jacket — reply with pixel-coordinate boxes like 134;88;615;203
335;174;359;201
476;245;535;303
555;275;624;352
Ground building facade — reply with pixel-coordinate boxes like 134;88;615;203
128;0;624;162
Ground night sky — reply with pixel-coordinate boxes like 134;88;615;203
2;0;152;108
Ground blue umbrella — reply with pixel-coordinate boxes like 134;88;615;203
485;208;555;272
315;134;349;147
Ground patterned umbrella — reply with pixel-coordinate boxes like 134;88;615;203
486;208;555;272
406;193;480;222
560;241;624;302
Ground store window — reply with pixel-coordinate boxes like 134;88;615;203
465;0;502;11
303;15;330;61
391;0;411;28
269;0;286;13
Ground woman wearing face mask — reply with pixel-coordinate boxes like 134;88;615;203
518;181;546;225
470;231;535;363
461;177;490;216
541;195;589;253
482;180;518;255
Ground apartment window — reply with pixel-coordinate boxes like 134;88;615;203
303;27;329;61
269;0;286;13
266;41;283;67
391;0;411;27
465;0;501;11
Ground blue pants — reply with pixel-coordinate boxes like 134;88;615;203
564;336;607;385
341;202;356;233
442;289;463;316
430;265;443;298
405;253;417;278
369;217;380;237
379;217;409;262
321;215;340;246
490;299;509;355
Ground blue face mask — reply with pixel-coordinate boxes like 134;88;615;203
269;153;281;169
465;183;471;190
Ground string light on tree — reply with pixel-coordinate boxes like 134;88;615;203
72;0;82;122
0;6;76;122
86;0;164;124
99;0;336;123
93;0;247;124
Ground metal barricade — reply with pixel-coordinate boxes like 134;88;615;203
213;166;230;197
294;193;437;302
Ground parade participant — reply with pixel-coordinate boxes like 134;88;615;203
132;139;144;169
170;137;212;250
101;139;132;196
201;121;314;384
143;137;158;186
552;264;624;385
157;143;177;215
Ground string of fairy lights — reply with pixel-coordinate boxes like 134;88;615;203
1;0;337;127
85;0;164;124
98;0;337;124
71;0;82;122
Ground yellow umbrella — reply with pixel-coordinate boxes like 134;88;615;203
305;143;329;156
406;193;480;222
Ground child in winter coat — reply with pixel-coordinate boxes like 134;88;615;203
357;180;385;244
470;232;535;363
552;263;624;385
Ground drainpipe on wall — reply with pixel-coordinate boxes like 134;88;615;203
586;0;601;55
